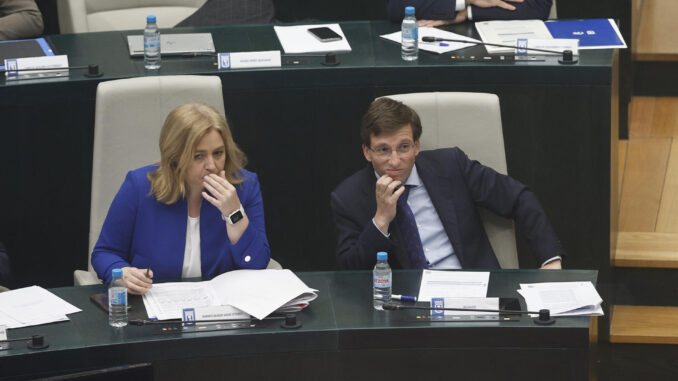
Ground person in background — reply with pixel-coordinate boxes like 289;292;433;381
387;0;552;27
331;98;563;270
0;0;44;40
175;0;275;27
92;103;271;294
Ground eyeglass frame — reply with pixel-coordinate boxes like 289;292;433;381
366;141;417;158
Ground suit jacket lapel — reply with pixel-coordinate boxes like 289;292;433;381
416;158;465;266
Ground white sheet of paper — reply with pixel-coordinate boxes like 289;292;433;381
475;20;553;53
273;24;352;54
518;281;603;317
380;27;479;54
0;286;79;328
143;282;219;320
417;270;490;302
211;269;318;320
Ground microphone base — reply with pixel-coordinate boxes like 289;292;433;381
558;57;578;65
533;316;555;325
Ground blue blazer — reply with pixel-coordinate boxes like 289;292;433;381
92;165;270;283
330;148;563;270
386;0;552;22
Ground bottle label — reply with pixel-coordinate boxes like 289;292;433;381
110;290;127;305
373;274;391;288
144;36;160;49
402;28;418;40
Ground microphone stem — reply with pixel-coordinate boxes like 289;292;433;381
395;304;540;315
427;37;566;55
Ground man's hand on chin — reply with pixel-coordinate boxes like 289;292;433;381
540;259;562;270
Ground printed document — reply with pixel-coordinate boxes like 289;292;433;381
517;281;603;317
0;286;81;329
475;20;553;53
143;269;318;320
417;270;489;302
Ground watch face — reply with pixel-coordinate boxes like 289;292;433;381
229;210;244;224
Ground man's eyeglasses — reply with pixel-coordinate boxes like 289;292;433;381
368;142;415;158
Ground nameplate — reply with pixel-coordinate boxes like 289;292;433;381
193;305;250;321
430;297;499;316
4;55;69;79
0;325;7;351
516;38;579;55
218;51;281;69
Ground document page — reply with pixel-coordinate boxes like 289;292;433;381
475;20;553;53
517;281;603;317
143;282;219;320
0;286;80;329
417;270;489;302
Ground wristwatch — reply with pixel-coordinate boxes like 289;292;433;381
222;205;244;224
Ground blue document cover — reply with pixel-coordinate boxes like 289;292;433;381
545;18;627;49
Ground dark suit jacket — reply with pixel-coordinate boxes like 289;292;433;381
330;148;563;270
386;0;552;22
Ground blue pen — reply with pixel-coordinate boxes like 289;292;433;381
392;294;417;302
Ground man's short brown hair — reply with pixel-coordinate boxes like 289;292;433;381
361;98;422;147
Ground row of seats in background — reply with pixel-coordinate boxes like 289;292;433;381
44;0;390;35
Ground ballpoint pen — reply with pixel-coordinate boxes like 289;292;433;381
146;266;151;278
392;294;417;302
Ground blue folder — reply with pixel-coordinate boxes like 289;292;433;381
0;37;55;70
545;18;627;49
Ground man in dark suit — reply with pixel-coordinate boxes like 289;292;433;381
387;0;552;27
330;98;563;270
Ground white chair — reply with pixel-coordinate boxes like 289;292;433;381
74;75;280;286
57;0;207;33
381;92;519;269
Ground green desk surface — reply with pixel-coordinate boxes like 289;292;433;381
1;269;597;378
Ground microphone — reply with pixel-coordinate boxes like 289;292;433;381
421;36;577;65
0;64;104;78
0;334;49;349
382;302;555;325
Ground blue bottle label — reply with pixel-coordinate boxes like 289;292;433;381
402;28;418;40
110;290;126;305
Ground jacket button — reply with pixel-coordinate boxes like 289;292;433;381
244;255;251;262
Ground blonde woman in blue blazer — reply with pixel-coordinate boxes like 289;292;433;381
92;103;270;294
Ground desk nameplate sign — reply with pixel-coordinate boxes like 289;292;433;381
218;51;281;70
3;55;69;80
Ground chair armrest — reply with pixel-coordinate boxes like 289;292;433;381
74;269;102;286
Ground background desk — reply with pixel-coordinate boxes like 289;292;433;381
0;21;617;287
0;269;597;380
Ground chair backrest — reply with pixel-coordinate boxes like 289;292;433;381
88;75;225;272
381;92;519;269
57;0;207;33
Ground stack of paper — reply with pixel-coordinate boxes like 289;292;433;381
0;286;81;329
475;20;553;53
273;24;351;54
380;27;479;54
143;269;318;321
517;281;603;317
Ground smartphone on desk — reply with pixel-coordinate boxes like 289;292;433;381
307;27;342;42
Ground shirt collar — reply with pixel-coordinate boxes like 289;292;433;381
373;164;422;187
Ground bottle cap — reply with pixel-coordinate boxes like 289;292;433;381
147;15;157;23
112;268;122;278
377;251;388;261
405;6;415;15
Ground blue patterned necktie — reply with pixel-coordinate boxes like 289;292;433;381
395;185;429;269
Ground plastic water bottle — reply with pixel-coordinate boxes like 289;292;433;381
108;268;128;327
373;251;392;310
144;15;161;70
401;6;418;61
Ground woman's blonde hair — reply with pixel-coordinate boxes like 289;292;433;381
148;103;247;204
